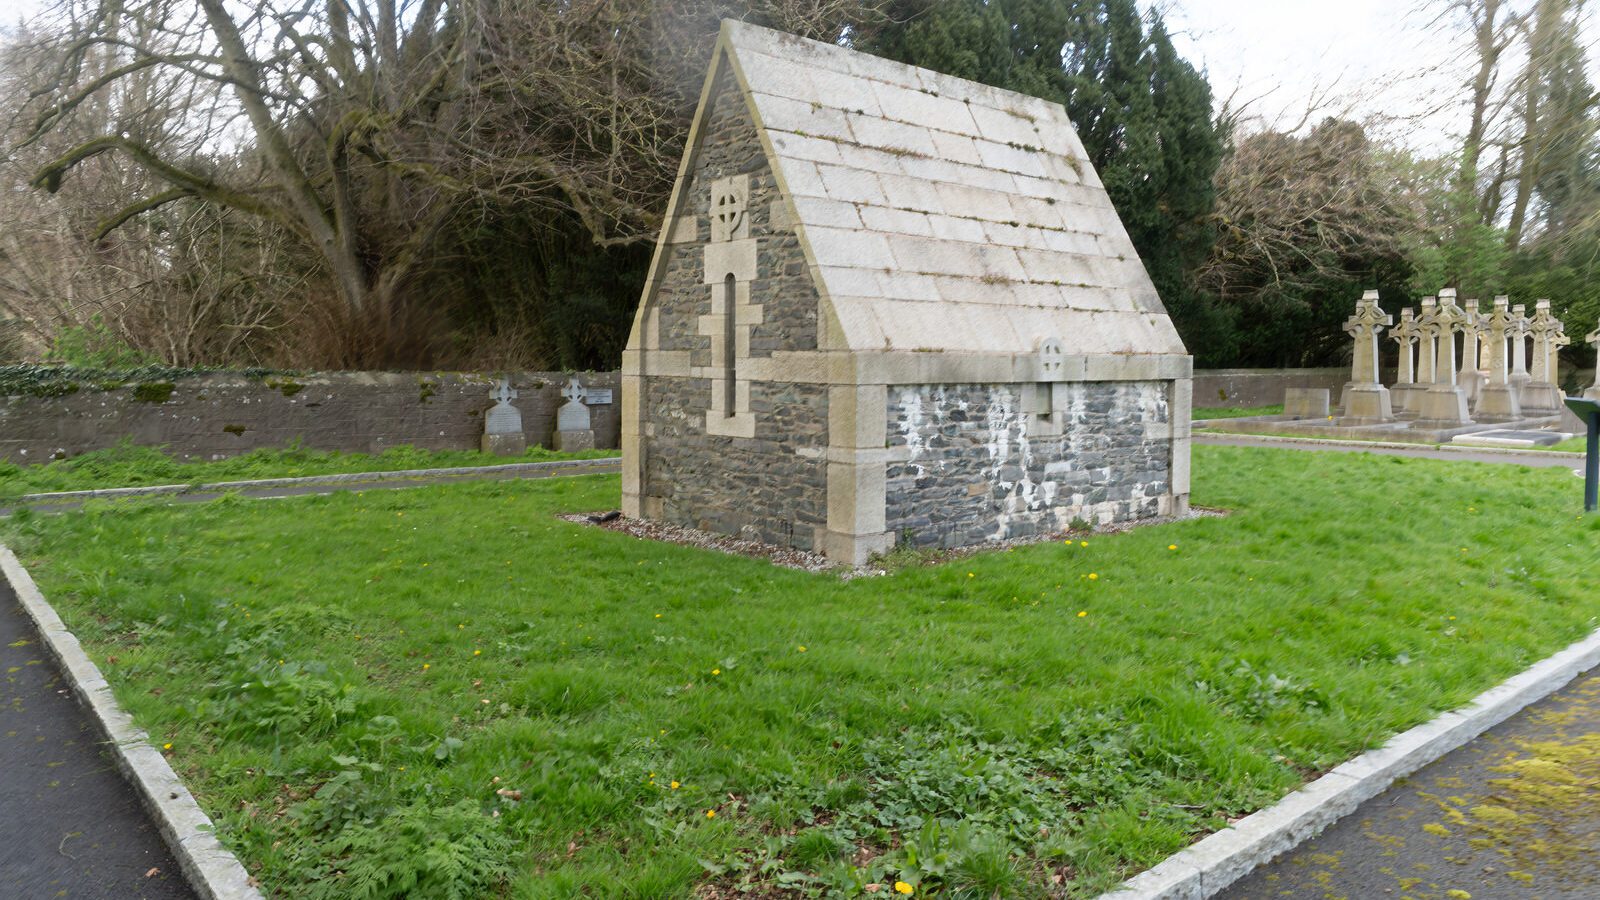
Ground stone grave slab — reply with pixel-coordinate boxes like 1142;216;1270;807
1450;430;1570;448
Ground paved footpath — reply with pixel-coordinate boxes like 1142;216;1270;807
1194;432;1586;469
1;581;194;899
1220;667;1600;900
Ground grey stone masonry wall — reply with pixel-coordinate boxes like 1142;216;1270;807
0;371;620;464
652;65;820;359
643;377;828;549
885;381;1173;548
633;61;831;544
1192;368;1349;409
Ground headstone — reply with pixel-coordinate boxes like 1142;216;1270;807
1415;288;1472;427
1415;296;1439;386
1337;290;1392;425
481;377;527;455
1458;297;1485;404
1509;303;1533;391
1587;325;1600;401
1520;299;1564;414
552;376;596;451
1284;387;1330;419
1474;296;1523;422
1389;307;1424;416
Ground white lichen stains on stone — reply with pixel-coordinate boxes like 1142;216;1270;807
884;380;1173;548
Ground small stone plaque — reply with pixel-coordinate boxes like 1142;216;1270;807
584;388;614;405
1284;388;1330;419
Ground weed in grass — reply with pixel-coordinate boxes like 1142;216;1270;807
1191;404;1284;420
7;445;1600;897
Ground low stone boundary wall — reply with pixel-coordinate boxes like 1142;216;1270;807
1193;368;1352;409
0;371;620;463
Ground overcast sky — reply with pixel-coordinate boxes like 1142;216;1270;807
1164;0;1597;154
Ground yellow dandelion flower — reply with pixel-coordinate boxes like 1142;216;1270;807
1168;544;1177;551
894;882;914;895
798;645;807;652
706;809;717;818
967;572;975;578
422;663;430;671
162;742;173;750
473;649;482;656
1088;572;1098;581
670;781;680;789
1080;540;1088;547
655;613;662;618
1077;611;1087;618
711;668;721;676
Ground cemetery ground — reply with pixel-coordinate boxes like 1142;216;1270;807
0;442;619;500
4;445;1599;898
1194;405;1589;452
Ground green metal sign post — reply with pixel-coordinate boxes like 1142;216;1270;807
1563;397;1600;513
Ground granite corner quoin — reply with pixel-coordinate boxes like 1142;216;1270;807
621;19;1193;565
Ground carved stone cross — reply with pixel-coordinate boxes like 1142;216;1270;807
1510;303;1532;384
709;175;750;243
1342;290;1390;385
561;376;585;405
1589;325;1600;396
1528;300;1560;383
1390;307;1418;384
1459;297;1483;374
1431;289;1469;387
1414;297;1439;385
491;377;518;405
1483;297;1516;386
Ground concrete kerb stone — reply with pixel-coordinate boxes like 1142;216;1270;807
0;544;262;899
10;456;623;506
1096;626;1600;900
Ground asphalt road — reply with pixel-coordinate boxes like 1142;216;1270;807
0;581;194;899
1220;667;1600;900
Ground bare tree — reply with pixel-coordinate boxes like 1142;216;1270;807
1200;120;1427;299
14;0;885;366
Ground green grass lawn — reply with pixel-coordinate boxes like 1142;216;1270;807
6;445;1600;898
1190;404;1283;420
0;442;618;499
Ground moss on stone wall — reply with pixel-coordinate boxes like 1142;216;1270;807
0;364;289;398
132;381;176;403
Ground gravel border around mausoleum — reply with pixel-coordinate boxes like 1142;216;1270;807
562;507;1226;577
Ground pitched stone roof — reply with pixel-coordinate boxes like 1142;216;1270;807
713;20;1185;358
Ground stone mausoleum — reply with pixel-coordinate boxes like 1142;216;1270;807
621;21;1192;564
